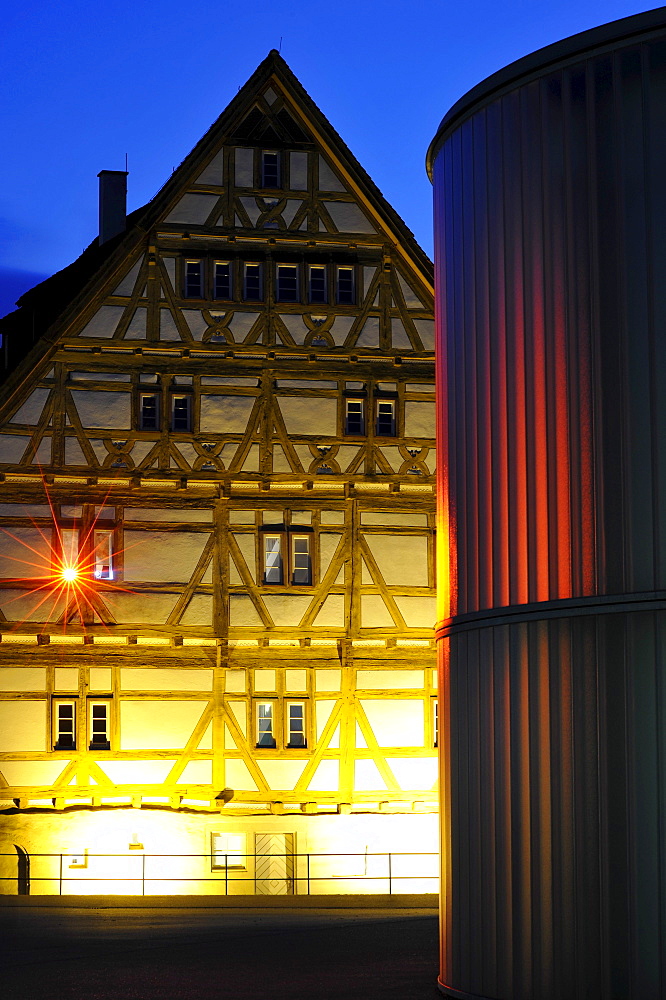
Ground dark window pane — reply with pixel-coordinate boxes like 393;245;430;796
277;264;299;302
309;266;327;303
140;394;159;430
337;266;355;304
244;263;262;300
214;262;232;299
185;261;203;298
172;396;191;431
262;151;280;188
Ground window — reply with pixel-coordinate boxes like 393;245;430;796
54;701;76;750
139;392;160;431
89;701;110;750
345;398;365;435
376;399;396;436
256;702;276;748
276;264;299;302
214;261;232;299
286;702;306;747
171;394;192;432
308;265;327;303
185;260;203;298
93;530;114;580
291;535;311;585
244;263;263;300
433;700;438;749
211;832;247;870
264;535;283;584
336;266;355;304
60;528;79;573
261;150;280;188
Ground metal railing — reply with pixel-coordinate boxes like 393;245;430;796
0;851;439;896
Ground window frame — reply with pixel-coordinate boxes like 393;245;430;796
336;265;355;305
286;700;307;748
344;397;365;436
375;398;397;437
92;528;114;581
53;700;77;751
88;699;111;750
214;261;233;300
243;262;263;301
308;264;328;304
276;263;300;303
261;150;281;189
211;832;247;871
263;533;284;585
184;260;204;299
139;391;160;431
256;700;277;749
290;534;312;586
170;393;193;433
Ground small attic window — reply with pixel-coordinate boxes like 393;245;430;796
262;151;280;188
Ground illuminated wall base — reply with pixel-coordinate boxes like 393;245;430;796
438;606;666;1000
0;807;438;896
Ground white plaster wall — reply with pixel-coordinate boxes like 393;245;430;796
200;395;256;434
119;701;208;750
315;670;341;691
79;305;125;339
0;436;30;462
357;671;424;690
393;596;437;628
262;595;311;626
123;531;208;582
364;534;428;587
361;595;395;627
120;669;213;691
101;592;177;625
234;148;254;186
360;512;428;527
278;397;337;436
385;757;438;791
0;527;52;578
72;391;131;429
164;193;218;224
0;668;46;691
361;700;424;747
195;150;224;186
404;401;435;438
0;701;46;751
323;202;376;233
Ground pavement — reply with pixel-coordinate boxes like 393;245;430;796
0;901;441;1000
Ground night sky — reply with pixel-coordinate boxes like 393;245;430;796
0;0;657;318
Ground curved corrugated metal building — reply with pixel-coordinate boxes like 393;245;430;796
428;9;666;999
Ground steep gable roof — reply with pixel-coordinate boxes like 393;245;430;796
0;50;432;391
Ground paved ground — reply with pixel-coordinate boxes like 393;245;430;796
0;905;441;1000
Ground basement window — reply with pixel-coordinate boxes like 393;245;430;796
211;832;247;870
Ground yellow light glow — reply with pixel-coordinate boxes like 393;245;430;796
61;566;78;583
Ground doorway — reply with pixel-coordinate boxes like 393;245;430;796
254;833;295;895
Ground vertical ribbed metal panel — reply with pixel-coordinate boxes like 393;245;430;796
431;14;666;1000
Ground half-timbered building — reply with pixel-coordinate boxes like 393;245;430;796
0;52;437;895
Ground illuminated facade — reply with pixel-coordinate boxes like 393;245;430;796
0;52;438;895
429;9;666;999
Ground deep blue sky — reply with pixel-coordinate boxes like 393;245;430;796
0;0;658;317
